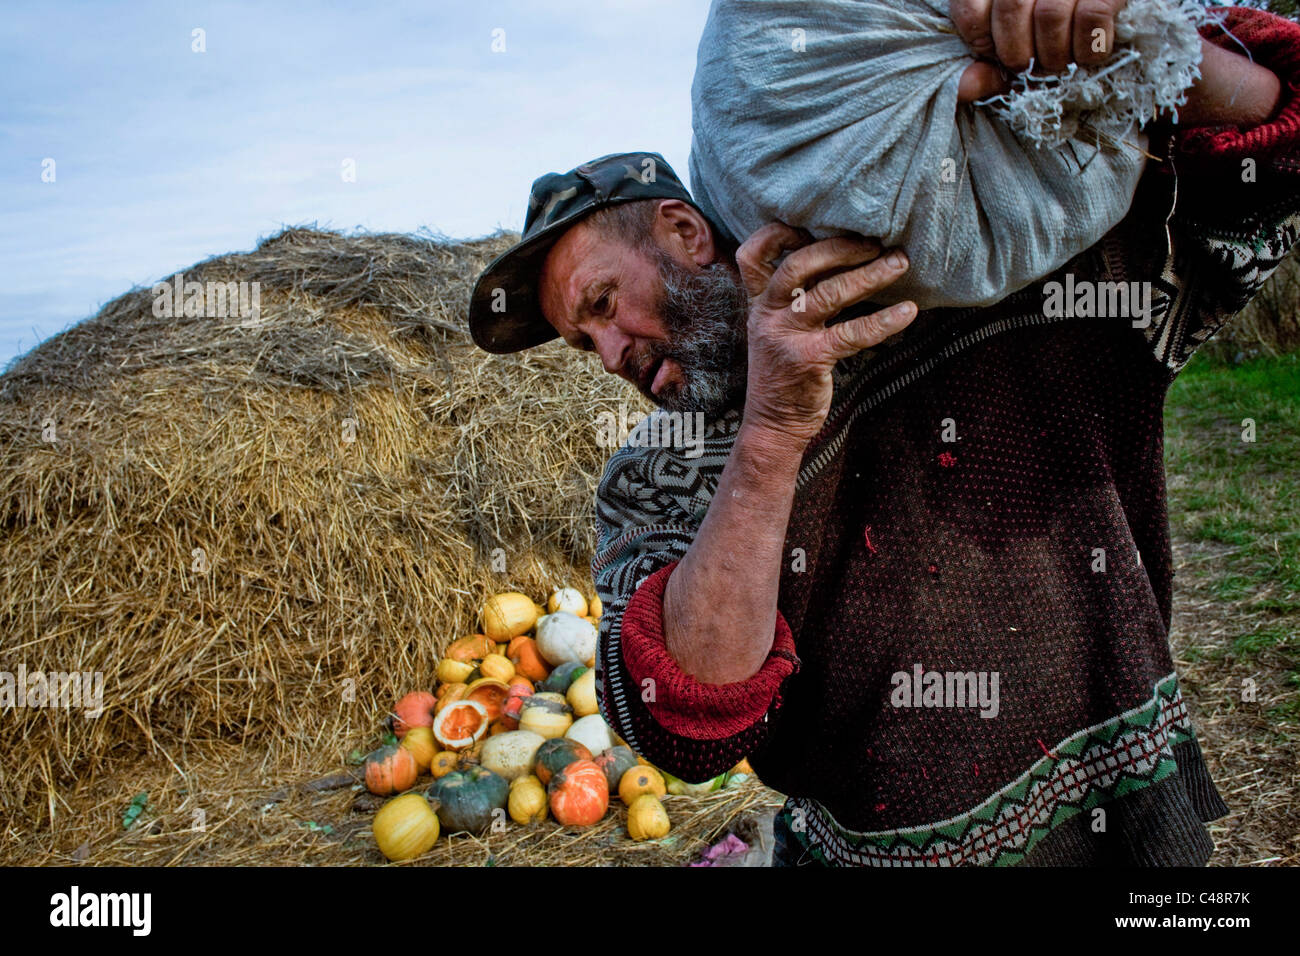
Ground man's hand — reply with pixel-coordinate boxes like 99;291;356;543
735;223;917;446
952;0;1127;102
951;0;1281;126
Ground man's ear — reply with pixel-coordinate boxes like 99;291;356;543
652;199;717;267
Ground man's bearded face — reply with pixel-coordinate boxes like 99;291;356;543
638;250;750;418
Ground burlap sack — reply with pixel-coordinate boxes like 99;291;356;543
687;0;1208;309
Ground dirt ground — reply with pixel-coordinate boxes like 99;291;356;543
1170;535;1300;866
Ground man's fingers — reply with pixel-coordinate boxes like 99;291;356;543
736;221;813;299
823;301;919;360
987;0;1036;72
955;0;1127;79
767;236;884;309
958;60;1010;103
1032;0;1075;72
793;247;910;322
950;0;996;58
1073;0;1124;66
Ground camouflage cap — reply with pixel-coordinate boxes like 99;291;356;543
468;151;703;354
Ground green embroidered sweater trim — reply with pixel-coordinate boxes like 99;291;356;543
783;673;1192;866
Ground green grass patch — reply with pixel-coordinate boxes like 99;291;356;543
1272;670;1300;724
1165;351;1300;679
1231;622;1295;657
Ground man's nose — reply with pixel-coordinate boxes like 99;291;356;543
591;328;631;377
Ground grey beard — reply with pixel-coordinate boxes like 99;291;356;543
648;250;750;418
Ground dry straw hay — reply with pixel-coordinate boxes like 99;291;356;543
1209;251;1300;360
1169;539;1300;867
1;227;743;865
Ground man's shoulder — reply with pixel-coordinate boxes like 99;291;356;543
619;406;740;466
596;406;741;512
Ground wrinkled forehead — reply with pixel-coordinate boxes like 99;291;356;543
537;222;593;331
538;220;658;330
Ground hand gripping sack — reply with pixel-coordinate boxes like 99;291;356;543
687;0;1209;309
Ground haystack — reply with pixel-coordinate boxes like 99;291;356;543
0;227;677;857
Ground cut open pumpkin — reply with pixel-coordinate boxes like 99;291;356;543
432;699;489;751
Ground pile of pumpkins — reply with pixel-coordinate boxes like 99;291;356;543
364;588;752;862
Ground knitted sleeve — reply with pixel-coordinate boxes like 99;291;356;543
1126;5;1300;372
591;419;800;783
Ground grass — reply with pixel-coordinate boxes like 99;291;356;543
1165;349;1299;864
1165;350;1300;716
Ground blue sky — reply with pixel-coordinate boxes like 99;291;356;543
0;0;709;366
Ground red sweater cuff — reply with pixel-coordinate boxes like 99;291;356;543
1173;7;1300;168
619;560;799;741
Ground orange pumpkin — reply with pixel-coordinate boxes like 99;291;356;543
364;744;418;796
432;699;489;751
506;675;534;696
445;634;495;664
465;678;511;723
392;691;438;739
507;635;550;683
548;759;609;827
534;737;593;786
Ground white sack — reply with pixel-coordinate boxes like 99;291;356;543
687;0;1208;309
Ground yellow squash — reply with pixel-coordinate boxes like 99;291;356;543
618;766;667;805
372;793;439;861
507;774;548;824
626;793;670;841
482;592;539;642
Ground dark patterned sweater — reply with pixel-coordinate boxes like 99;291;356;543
591;7;1300;866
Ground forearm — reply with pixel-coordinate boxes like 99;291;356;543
662;421;806;684
1177;37;1282;129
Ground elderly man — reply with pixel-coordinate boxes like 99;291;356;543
469;2;1300;865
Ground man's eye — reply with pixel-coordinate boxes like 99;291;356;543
593;293;611;315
